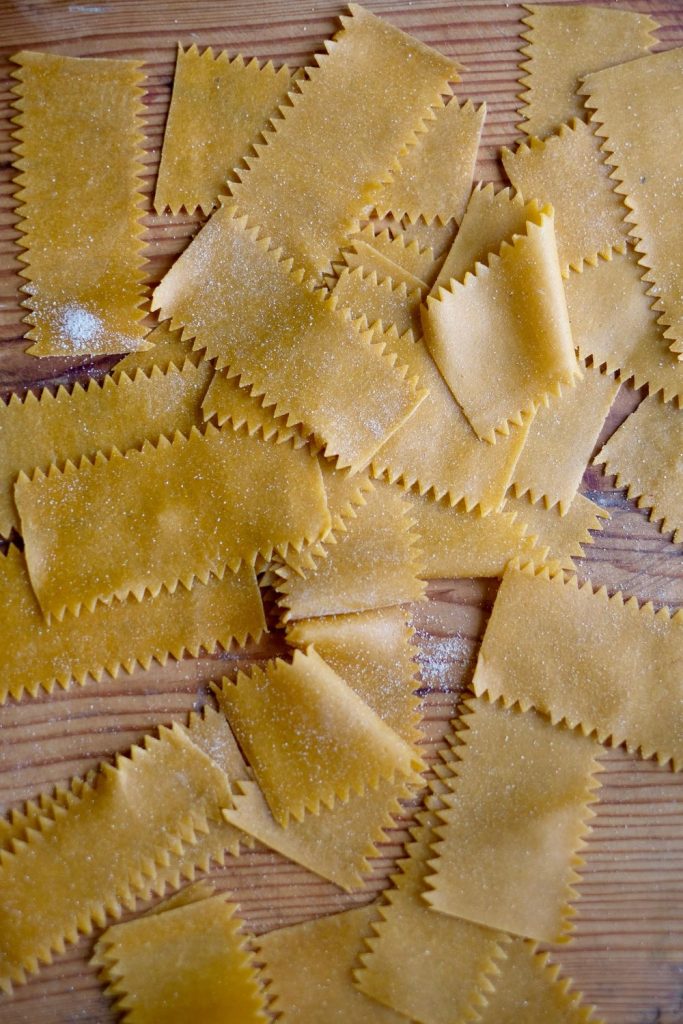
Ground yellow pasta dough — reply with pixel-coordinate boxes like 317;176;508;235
11;51;147;356
155;45;292;215
0;359;210;538
518;4;657;139
423;205;578;442
215;648;422;827
506;493;608;572
594;395;683;543
424;698;602;944
473;564;683;768
152;205;425;471
580;48;683;355
15;423;329;617
226;3;460;275
94;893;267;1023
502;119;630;274
0;544;264;703
259;905;408;1023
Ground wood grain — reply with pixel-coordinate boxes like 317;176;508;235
0;2;682;1022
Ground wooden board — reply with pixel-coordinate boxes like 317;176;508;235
0;2;682;1022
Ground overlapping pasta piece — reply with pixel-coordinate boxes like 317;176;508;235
423;203;578;442
225;3;460;275
403;490;534;578
94;892;267;1023
347;223;437;286
201;369;301;444
580;48;683;355
355;788;508;1024
424;698;602;944
472;563;683;768
594;395;683;543
215;648;422;827
330;263;423;338
565;247;683;403
0;544;264;703
0;359;210;538
114;321;199;375
224;773;414;892
14;422;329;617
0;724;235;992
275;480;426;621
517;4;657;138
506;493;608;572
286;607;422;747
155;45;292;215
511;362;619;513
372;97;485;225
477;939;605;1024
259;906;408;1022
152;206;425;471
501;119;630;274
11;52;147;356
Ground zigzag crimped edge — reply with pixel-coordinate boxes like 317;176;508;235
501;119;630;276
273;479;428;624
349;221;437;278
285;606;425;753
0;545;264;705
578;81;682;356
152;206;425;471
519;943;606;1023
93;894;267;1023
201;367;304;446
569;249;683;406
336;244;429;295
15;420;326;620
367;323;522;515
223;4;460;271
10;56;149;355
516;5;659;136
477;559;683;769
0;724;218;994
228;772;416;892
425;205;583;443
155;45;292;216
422;695;603;944
329;262;425;330
372;98;486;226
594;452;683;546
507;494;609;572
352;745;510;1021
216;652;423;827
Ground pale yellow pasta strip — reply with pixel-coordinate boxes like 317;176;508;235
505;493;608;572
15;423;329;618
215;648;422;827
580;48;683;355
370;327;531;512
0;359;210;538
518;4;657;139
501;119;629;275
276;480;426;621
472;563;683;768
93;894;267;1024
224;775;414;892
512;362;619;513
594;395;683;543
0;725;234;993
423;205;579;442
152;205;425;471
424;697;602;944
286;607;422;747
11;51;147;356
331;264;423;338
373;97;485;224
402;489;533;578
565;247;683;404
0;544;264;703
226;4;460;275
155;45;291;215
258;906;408;1023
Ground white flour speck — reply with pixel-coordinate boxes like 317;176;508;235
61;305;101;349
